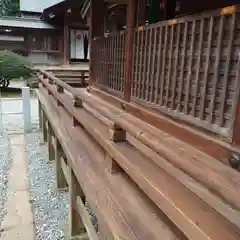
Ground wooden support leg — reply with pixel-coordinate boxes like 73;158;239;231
68;168;86;238
55;139;68;189
105;152;122;174
38;100;42;129
48;122;55;161
42;111;47;142
80;72;85;86
107;124;125;173
109;124;126;142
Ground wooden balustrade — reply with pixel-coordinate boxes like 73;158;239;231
37;69;240;240
91;5;240;140
91;33;126;95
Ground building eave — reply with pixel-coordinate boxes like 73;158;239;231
0;16;58;29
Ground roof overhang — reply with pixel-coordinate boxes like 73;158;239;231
42;0;85;24
0;17;57;29
80;0;128;19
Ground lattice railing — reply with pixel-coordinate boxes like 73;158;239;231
92;33;125;94
131;6;240;137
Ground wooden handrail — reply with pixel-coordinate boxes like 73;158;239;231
37;69;240;212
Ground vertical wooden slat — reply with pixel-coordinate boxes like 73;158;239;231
159;25;168;105
177;21;188;112
137;30;144;98
184;20;196;114
131;32;136;97
116;36;120;91
141;30;148;99
102;38;106;86
191;19;204;117
145;28;153;101
120;34;123;92
200;17;214;120
110;36;113;89
101;39;104;85
219;13;236;127
165;24;174;107
108;38;111;88
209;15;224;124
107;37;110;88
111;36;115;90
170;23;181;110
113;35;117;91
150;27;158;102
134;30;140;97
102;38;105;86
154;26;163;103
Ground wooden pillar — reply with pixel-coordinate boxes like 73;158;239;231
55;139;68;189
164;0;177;20
42;111;47;142
123;0;136;102
89;0;105;85
136;0;147;26
48;122;55;161
68;168;86;237
38;100;42;129
63;15;69;65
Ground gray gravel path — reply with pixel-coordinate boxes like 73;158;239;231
0;97;68;240
0;134;11;228
25;132;68;240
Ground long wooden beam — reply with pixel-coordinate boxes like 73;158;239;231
38;78;240;239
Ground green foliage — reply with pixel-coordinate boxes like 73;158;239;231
0;0;19;16
0;51;33;80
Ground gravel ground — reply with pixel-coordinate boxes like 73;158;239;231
0;96;100;239
0;97;69;240
0;134;11;228
25;132;68;240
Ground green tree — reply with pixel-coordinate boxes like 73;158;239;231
0;51;33;79
0;0;19;16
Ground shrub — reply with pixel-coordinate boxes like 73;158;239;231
0;51;33;80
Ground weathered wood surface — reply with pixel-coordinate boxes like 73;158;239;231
37;70;240;240
88;86;240;164
91;5;240;140
44;69;89;87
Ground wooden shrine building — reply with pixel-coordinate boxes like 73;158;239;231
82;0;240;147
36;0;240;239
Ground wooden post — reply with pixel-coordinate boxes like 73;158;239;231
80;71;85;86
107;124;125;173
42;111;48;142
123;0;136;102
55;139;68;189
68;168;86;237
63;14;69;65
164;0;177;20
38;100;42;129
136;0;147;26
89;0;105;85
48;122;55;161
